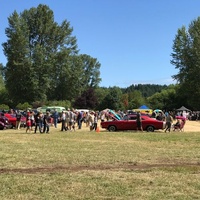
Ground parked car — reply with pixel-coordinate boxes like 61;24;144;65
0;115;11;130
101;114;166;132
4;113;26;128
0;121;6;130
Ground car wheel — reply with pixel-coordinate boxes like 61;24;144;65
108;125;117;132
146;126;155;132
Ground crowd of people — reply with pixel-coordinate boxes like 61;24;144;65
4;108;101;133
1;107;195;133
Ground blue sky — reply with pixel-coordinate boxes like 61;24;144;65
1;0;200;88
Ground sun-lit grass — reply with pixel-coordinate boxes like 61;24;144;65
0;125;200;199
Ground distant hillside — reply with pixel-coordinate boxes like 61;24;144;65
123;84;168;97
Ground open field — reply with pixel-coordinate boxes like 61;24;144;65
0;120;200;199
182;120;200;132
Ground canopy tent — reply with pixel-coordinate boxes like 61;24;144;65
133;105;153;115
138;105;149;109
176;106;191;112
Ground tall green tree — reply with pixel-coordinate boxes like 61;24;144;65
101;87;123;111
79;54;101;88
128;90;145;109
49;54;101;101
121;93;129;110
73;88;98;110
125;84;167;97
2;10;31;103
171;17;200;110
0;64;10;106
2;4;101;105
147;85;178;110
0;64;5;91
95;87;110;110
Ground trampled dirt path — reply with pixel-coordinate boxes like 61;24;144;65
0;162;200;174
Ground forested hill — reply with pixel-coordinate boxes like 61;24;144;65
123;84;168;97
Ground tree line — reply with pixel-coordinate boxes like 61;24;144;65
0;4;200;111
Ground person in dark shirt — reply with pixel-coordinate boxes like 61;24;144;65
34;112;43;133
15;110;22;130
77;111;83;129
43;111;51;133
53;109;59;128
136;111;143;132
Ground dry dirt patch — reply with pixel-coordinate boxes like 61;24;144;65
182;120;200;132
0;162;200;174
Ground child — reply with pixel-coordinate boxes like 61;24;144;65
26;112;32;133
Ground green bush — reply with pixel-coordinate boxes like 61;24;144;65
32;100;71;110
16;102;32;110
0;104;9;110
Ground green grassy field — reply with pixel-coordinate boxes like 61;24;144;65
0;126;200;199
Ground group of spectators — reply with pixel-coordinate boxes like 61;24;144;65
26;108;101;133
188;111;200;120
24;110;52;133
1;108;103;133
133;110;188;133
2;107;199;133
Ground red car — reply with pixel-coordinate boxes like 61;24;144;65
4;113;26;128
101;114;166;132
0;115;11;130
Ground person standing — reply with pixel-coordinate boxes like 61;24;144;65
100;111;106;122
53;109;59;128
15;110;22;130
61;111;67;131
77;111;83;129
165;113;174;132
43;111;51;133
68;109;76;131
34;112;43;133
88;111;95;131
93;112;98;131
38;112;44;133
30;111;35;131
26;112;32;133
65;108;70;130
34;112;40;133
136;111;143;132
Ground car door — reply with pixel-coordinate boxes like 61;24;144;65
122;115;137;130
